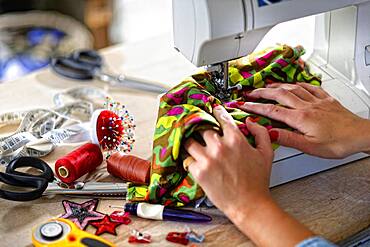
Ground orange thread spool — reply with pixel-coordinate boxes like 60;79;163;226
107;152;150;184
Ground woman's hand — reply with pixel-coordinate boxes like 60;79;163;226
184;105;313;247
185;105;273;219
240;83;370;158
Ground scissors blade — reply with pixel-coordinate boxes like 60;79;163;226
117;76;168;94
43;182;127;197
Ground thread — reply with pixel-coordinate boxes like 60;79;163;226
55;143;103;183
107;152;150;184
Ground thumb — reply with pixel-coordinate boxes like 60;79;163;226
269;128;315;154
245;120;273;162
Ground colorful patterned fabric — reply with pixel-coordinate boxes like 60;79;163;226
128;45;321;206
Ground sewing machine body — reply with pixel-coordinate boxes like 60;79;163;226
173;0;370;186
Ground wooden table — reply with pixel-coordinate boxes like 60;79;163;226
0;35;369;247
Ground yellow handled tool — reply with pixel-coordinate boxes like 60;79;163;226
32;218;115;247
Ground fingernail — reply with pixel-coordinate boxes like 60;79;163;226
245;118;255;124
212;103;220;108
225;102;238;108
246;116;260;123
269;130;279;142
236;101;245;106
265;79;275;84
238;123;249;136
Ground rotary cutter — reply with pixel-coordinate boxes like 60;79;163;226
32;218;115;247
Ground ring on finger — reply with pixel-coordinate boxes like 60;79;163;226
183;156;195;171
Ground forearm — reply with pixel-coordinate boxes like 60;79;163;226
228;197;314;247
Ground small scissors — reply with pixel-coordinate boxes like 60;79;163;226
0;157;127;201
51;49;168;94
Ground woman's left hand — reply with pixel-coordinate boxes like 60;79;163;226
184;105;274;223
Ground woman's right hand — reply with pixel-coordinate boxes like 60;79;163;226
184;105;314;247
240;83;370;159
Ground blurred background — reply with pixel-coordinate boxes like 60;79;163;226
0;0;173;82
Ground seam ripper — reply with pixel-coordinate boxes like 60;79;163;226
110;202;212;223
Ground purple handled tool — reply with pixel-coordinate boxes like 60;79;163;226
122;202;212;223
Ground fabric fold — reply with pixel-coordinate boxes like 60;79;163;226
128;45;321;206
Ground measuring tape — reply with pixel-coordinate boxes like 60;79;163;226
54;86;110;108
0;87;110;166
32;218;115;247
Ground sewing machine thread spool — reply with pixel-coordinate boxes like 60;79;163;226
107;152;150;184
58;166;69;178
55;143;103;184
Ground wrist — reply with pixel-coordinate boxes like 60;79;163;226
225;193;274;228
351;118;370;154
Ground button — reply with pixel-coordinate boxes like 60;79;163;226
40;222;63;240
365;45;370;66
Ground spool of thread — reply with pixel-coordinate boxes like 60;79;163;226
55;143;103;184
107;152;150;184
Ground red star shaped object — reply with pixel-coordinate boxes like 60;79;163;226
90;215;122;236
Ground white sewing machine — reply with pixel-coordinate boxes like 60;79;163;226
172;0;370;186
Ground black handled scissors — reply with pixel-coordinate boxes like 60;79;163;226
51;49;168;94
0;157;128;201
0;157;54;201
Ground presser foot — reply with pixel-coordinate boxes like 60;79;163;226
205;62;242;101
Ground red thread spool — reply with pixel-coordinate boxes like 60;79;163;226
107;152;150;184
55;143;103;184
